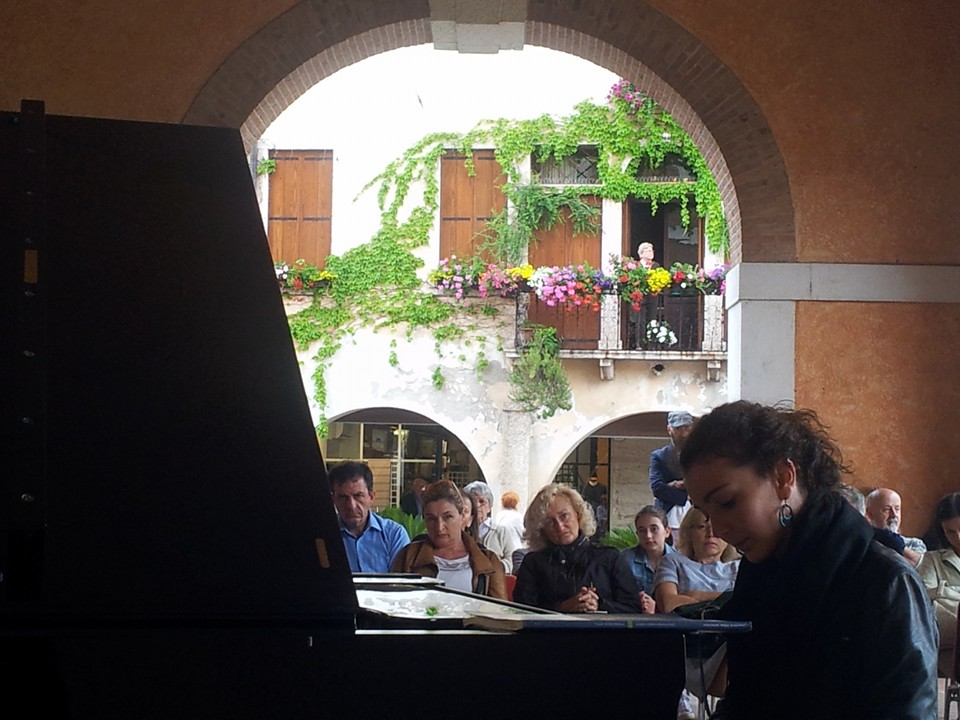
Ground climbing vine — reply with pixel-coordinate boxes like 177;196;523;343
282;80;729;435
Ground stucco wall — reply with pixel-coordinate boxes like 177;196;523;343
295;295;726;509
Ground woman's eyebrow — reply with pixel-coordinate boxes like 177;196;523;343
702;484;729;504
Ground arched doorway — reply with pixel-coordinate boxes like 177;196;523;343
328;407;482;507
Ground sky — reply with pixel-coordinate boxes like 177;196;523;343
262;44;619;155
259;44;621;257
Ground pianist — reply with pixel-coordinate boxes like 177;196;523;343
330;461;410;573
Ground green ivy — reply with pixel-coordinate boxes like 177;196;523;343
284;84;729;435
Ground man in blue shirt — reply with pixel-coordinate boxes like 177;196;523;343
329;461;410;573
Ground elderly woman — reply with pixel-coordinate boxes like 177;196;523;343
463;480;521;573
512;484;640;613
680;401;937;719
391;480;506;599
918;492;960;676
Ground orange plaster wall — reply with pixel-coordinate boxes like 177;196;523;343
646;0;960;265
795;301;960;537
0;0;300;121
3;1;958;266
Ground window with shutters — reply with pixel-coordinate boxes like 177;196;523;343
267;149;333;268
439;149;507;262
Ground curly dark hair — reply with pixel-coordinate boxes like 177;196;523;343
679;401;849;506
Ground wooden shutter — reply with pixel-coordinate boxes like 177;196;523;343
267;149;332;268
527;198;602;349
439;150;506;261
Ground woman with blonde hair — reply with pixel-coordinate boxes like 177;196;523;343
512;484;639;613
391;480;506;598
654;507;739;613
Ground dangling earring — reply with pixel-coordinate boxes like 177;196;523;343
778;500;794;528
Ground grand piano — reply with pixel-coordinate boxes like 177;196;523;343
0;103;746;719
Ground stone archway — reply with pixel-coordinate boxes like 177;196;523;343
183;1;794;265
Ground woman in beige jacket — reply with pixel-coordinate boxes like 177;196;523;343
391;480;506;599
918;492;960;669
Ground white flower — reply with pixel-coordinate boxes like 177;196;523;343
646;319;677;346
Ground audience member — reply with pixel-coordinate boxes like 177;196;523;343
400;476;428;516
653;507;739;612
460;489;479;539
650;411;694;536
329;461;409;573
621;505;676;614
498;491;526;547
918;492;960;674
513;484;640;613
654;507;739;720
680;401;938;719
464;480;521;573
391;480;506;598
865;487;927;567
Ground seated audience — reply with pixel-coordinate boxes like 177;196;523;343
400;476;427;517
499;491;526;546
464;480;521;573
330;461;409;573
865;487;927;566
391;480;506;599
460;489;479;539
621;505;676;613
513;484;640;613
654;507;738;720
654;508;740;612
918;492;960;673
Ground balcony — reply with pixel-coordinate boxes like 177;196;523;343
512;291;726;380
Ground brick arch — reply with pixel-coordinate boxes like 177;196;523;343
184;1;793;262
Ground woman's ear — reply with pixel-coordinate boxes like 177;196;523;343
774;458;798;500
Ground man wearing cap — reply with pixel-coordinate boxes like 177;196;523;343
649;411;695;536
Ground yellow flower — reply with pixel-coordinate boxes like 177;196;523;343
646;267;671;293
508;264;535;281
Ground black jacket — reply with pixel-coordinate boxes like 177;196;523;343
716;493;938;720
512;534;640;613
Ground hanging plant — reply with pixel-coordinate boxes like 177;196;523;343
509;326;572;419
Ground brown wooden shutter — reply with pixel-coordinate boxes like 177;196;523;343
267;149;332;268
527;198;603;349
439;150;505;261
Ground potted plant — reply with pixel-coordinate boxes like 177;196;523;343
610;254;672;310
645;319;678;349
277;259;335;293
428;255;485;299
509;326;572;419
476;262;534;298
529;263;608;311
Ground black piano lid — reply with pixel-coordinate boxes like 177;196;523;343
0;104;356;627
0;105;747;720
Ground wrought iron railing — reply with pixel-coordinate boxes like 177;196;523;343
516;292;725;353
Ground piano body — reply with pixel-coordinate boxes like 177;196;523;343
0;103;745;719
